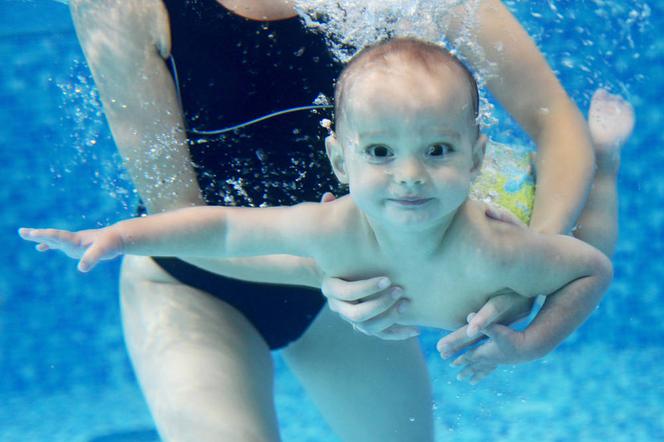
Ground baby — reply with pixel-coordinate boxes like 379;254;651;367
20;38;620;372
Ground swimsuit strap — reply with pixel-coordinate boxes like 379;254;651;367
168;55;333;136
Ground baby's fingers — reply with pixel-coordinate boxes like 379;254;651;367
77;236;120;272
19;228;75;250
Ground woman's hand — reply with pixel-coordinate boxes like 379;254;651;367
322;275;418;340
436;290;534;382
19;226;124;272
448;323;533;385
320;192;418;340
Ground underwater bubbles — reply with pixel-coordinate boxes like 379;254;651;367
56;59;137;215
295;0;473;63
295;0;651;140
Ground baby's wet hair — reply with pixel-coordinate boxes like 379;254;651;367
334;37;480;138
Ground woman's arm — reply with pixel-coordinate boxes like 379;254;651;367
436;1;596;372
70;0;204;213
445;0;595;235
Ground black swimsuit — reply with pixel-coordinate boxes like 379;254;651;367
154;0;345;349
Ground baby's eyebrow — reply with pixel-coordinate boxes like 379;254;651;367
434;130;461;140
358;129;461;139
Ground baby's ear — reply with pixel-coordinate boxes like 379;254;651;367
470;134;487;179
325;133;349;184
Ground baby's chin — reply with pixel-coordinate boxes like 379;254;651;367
380;204;457;231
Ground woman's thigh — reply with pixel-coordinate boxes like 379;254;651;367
282;307;434;442
120;255;280;442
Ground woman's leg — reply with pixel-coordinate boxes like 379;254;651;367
283;307;434;442
120;255;280;442
572;89;635;257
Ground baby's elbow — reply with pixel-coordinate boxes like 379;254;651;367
590;249;613;290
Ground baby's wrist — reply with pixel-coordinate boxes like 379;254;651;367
108;223;129;255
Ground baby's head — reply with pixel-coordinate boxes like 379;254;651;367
326;37;486;230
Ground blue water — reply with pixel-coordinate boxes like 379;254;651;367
1;1;662;441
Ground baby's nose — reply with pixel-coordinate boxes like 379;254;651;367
394;158;426;185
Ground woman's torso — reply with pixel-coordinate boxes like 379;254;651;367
161;0;345;207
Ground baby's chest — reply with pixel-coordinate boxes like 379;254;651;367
322;250;496;328
396;261;497;329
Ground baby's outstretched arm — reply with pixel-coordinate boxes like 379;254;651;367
19;203;326;272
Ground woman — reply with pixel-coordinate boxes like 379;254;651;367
69;0;599;440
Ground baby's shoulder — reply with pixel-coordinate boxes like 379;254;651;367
310;195;365;241
458;200;530;257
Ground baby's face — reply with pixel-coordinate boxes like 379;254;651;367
336;66;482;231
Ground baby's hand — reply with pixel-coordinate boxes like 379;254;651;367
18;226;124;272
449;323;534;385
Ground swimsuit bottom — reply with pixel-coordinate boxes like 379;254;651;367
152;257;326;350
470;140;536;225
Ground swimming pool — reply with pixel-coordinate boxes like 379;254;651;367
2;1;662;441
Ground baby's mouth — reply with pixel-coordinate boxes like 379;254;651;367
387;197;433;207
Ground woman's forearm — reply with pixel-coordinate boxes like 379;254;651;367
528;98;595;235
522;258;612;359
446;0;595;235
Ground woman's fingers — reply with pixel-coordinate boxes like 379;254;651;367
321;275;416;339
466;304;500;337
328;287;402;323
320;192;337;203
467;292;533;336
439;292;533;360
450;347;497;384
437;326;484;359
321;276;392;303
368;325;420;340
484;204;526;227
454;363;495;385
468;365;496;385
351;298;414;335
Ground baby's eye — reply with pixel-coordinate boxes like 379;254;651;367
365;144;394;158
427;143;453;157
